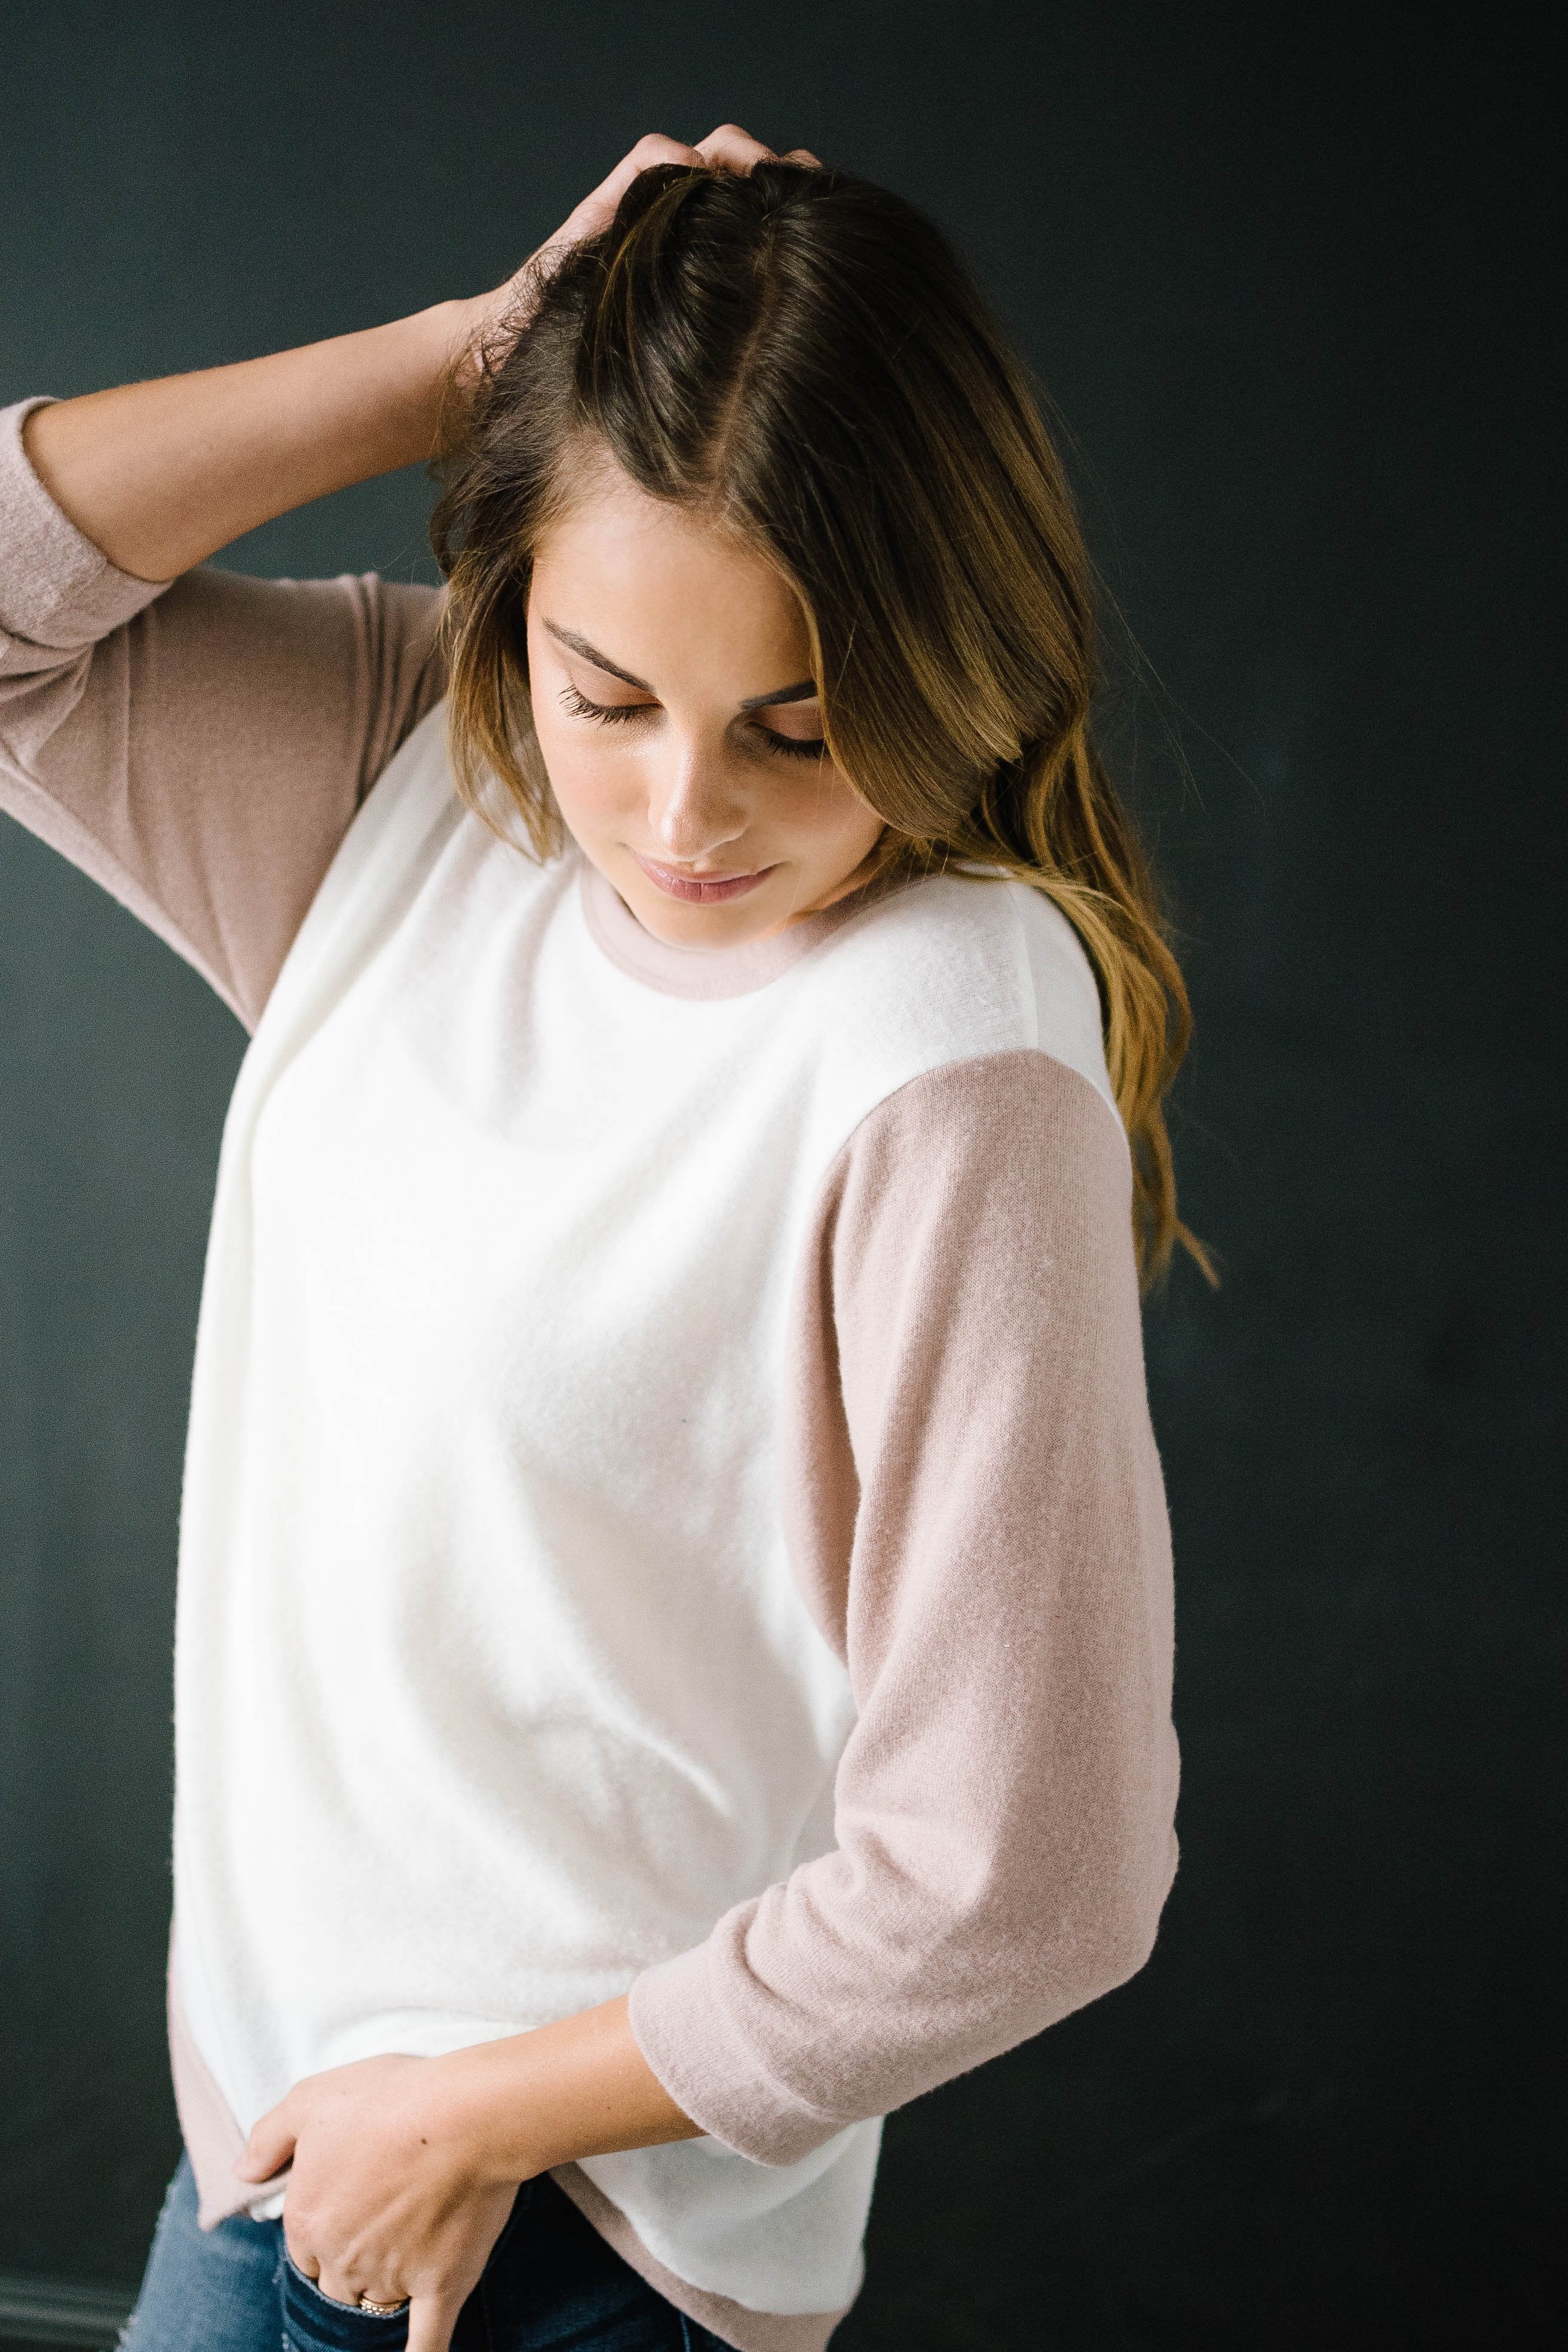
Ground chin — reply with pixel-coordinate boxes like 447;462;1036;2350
611;853;802;947
624;884;782;950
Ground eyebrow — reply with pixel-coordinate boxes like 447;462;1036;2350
544;622;817;711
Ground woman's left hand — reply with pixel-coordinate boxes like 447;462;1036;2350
237;2052;519;2352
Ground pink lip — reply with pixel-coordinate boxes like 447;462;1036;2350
632;855;776;905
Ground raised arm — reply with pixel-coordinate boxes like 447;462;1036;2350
0;403;446;1028
23;310;473;589
22;133;718;584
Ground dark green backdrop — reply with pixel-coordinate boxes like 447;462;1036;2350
1;4;1561;2344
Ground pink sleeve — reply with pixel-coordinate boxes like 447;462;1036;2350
629;1048;1180;2165
0;397;445;1029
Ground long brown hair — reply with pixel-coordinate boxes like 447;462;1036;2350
432;161;1208;1286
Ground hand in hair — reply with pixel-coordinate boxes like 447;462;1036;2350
455;124;821;381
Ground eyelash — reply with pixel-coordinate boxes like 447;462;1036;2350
559;686;644;728
557;685;826;762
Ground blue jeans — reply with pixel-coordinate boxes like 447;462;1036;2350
122;2155;730;2351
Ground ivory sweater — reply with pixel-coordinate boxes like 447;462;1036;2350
0;398;1180;2351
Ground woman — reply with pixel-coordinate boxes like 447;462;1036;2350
0;125;1192;2352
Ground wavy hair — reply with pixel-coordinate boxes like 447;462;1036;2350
432;161;1209;1285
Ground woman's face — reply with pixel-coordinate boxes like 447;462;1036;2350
526;459;885;948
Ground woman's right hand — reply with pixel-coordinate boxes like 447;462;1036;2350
540;120;818;262
451;124;820;387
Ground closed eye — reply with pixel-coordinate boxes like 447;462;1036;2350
748;722;826;761
560;684;826;761
559;685;654;727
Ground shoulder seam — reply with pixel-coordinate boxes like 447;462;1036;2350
830;1045;1131;1174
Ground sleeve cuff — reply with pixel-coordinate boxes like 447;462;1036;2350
628;1924;855;2170
0;398;171;648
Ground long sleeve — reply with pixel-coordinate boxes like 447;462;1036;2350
0;397;445;1028
628;1046;1179;2166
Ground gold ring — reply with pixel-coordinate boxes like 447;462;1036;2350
357;2294;410;2316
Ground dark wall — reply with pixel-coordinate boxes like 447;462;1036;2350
1;4;1560;2341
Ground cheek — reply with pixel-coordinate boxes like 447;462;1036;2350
529;694;632;834
780;770;885;865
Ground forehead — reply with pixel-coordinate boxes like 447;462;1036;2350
528;457;811;690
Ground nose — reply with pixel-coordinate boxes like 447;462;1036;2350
647;739;750;865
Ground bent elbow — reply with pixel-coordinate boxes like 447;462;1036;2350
1077;1825;1178;2003
1028;1826;1179;2021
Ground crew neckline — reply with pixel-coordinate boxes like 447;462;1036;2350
577;856;910;1001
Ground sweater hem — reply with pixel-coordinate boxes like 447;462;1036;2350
550;2164;853;2352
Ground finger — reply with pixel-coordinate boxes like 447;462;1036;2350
406;2291;464;2352
313;2272;409;2315
283;2229;320;2281
235;2102;296;2183
598;130;704;205
694;122;777;173
779;148;823;167
555;131;702;245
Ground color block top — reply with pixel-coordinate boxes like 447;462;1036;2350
0;398;1179;2352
